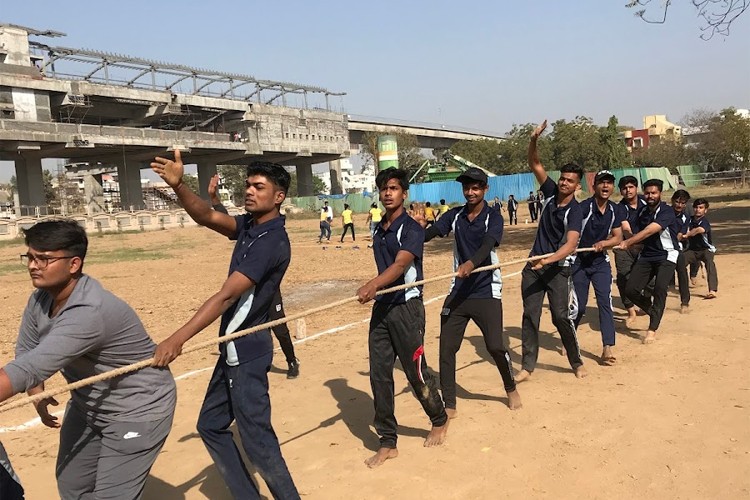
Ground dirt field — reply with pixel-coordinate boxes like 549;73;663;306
1;189;749;499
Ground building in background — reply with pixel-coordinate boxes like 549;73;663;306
317;158;376;194
622;114;682;152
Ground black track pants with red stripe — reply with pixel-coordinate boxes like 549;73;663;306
368;298;447;449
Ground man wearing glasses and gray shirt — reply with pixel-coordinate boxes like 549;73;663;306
0;219;176;500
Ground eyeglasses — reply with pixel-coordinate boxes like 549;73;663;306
20;254;74;269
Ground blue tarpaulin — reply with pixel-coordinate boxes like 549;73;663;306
408;172;537;205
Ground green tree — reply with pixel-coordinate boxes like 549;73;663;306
631;138;692;172
43;169;56;205
182;174;200;194
286;173;327;197
598;116;631;169
549;116;604;171
217;165;247;206
686;107;750;173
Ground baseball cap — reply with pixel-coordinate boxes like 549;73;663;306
456;167;488;185
594;170;616;184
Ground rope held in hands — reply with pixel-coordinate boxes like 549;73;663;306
0;248;595;414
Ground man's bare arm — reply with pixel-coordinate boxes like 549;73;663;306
528;120;549;186
151;150;236;237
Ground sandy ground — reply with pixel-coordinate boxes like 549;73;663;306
1;190;749;499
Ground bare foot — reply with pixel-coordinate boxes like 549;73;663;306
690;277;697;286
643;330;657;344
625;309;637;327
574;365;588;379
680;304;689;314
424;420;449;447
560;345;567;357
705;291;717;299
445;408;458;419
601;346;616;366
507;389;522;410
514;369;532;383
364;447;398;468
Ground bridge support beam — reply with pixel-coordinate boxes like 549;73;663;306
117;162;145;211
15;155;46;210
83;173;105;215
328;159;343;195
197;161;218;201
294;161;315;197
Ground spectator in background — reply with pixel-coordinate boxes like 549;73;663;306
507;194;519;225
340;203;355;242
527;191;538;222
318;201;333;243
423;202;436;227
367;202;383;238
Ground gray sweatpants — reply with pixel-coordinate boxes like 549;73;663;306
56;404;173;500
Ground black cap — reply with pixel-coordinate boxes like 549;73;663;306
456;167;488;185
594;170;615;184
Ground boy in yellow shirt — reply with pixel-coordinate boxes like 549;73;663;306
340;203;355;242
367;202;383;239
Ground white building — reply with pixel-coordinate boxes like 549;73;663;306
317;158;376;194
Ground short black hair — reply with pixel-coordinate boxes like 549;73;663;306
371;202;377;208
560;163;584;180
246;161;291;193
425;201;431;207
642;179;664;191
618;176;638;189
440;199;446;204
375;168;409;191
344;203;350;210
23;219;88;260
672;189;691;202
693;198;710;209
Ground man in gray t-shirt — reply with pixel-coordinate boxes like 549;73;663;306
0;220;176;500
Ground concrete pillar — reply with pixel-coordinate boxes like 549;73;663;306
117;162;145;211
295;162;315;197
83;173;105;215
15;155;46;209
328;159;343;195
197;162;218;201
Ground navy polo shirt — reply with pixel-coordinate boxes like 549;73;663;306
687;216;716;252
577;197;623;265
373;210;424;304
433;201;503;299
619;195;647;235
221;213;291;364
530;177;583;266
635;202;680;264
675;211;690;250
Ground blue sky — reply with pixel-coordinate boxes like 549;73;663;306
1;0;748;180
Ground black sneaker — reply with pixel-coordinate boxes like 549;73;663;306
287;359;300;379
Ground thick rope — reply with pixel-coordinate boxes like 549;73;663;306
0;248;594;413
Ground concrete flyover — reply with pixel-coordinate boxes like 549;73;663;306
346;114;505;149
0;23;349;210
0;23;506;208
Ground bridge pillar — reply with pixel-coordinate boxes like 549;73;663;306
294;161;315;197
15;155;46;212
328;159;343;195
83;173;105;215
117;162;145;211
197;162;218;201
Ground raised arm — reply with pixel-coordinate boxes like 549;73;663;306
528;120;549;186
151;150;236;237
